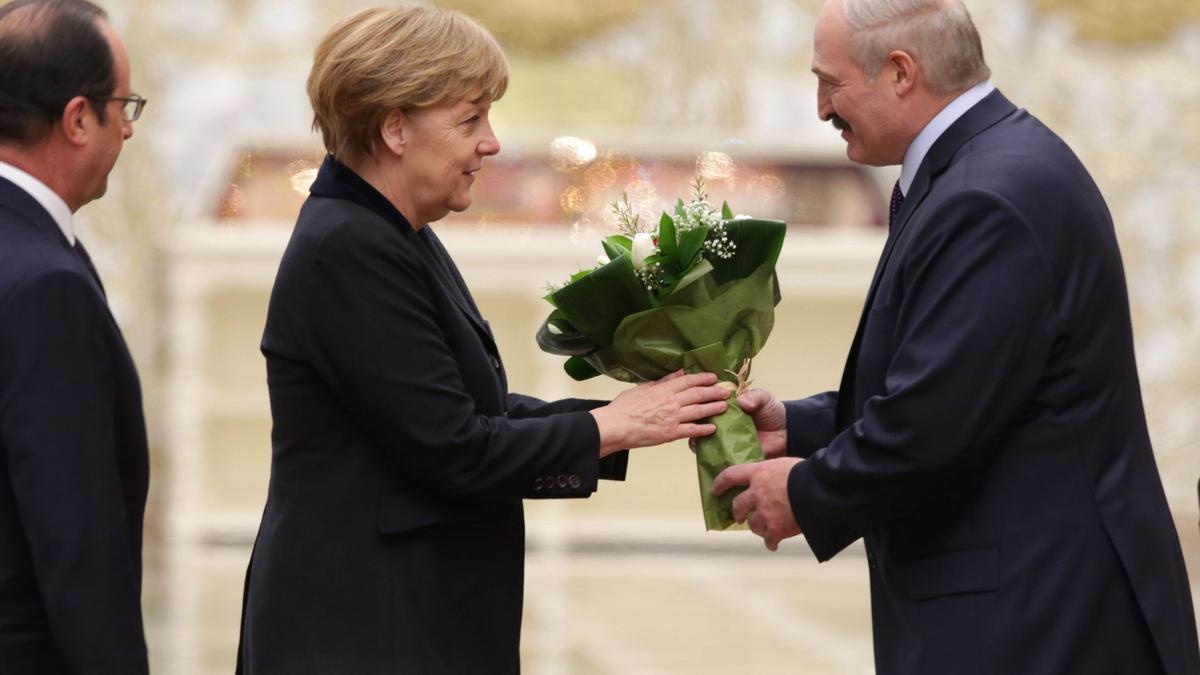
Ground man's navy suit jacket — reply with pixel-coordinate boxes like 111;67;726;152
0;177;149;674
236;158;626;674
783;91;1200;674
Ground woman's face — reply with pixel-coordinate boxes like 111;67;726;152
398;98;500;226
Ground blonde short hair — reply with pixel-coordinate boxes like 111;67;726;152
843;0;990;95
307;5;509;163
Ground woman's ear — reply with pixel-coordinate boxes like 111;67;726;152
378;108;409;157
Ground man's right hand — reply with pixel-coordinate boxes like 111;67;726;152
737;388;788;459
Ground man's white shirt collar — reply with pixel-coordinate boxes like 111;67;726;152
898;80;995;197
0;160;75;245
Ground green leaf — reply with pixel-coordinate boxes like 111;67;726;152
676;226;709;270
564;356;601;381
602;240;627;263
663;257;713;299
549;253;653;348
722;201;734;220
536;312;595;356
675;199;686;218
658;213;678;260
706;219;787;285
606;234;632;251
642;254;668;266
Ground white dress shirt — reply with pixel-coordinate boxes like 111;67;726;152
898;80;996;197
0;160;75;245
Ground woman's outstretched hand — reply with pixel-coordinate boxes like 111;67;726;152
590;371;730;457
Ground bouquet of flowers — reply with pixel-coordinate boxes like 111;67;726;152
537;178;786;530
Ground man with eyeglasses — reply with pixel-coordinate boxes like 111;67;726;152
0;1;150;673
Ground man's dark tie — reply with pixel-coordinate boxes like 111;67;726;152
73;239;107;299
889;180;905;229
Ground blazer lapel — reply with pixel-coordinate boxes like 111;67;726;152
418;228;499;352
833;90;1019;430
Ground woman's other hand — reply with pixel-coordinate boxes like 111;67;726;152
590;371;729;457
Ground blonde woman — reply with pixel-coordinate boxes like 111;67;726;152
234;6;728;673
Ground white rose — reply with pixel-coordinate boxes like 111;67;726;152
631;232;656;270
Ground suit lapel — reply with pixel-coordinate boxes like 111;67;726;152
418;227;499;352
833;90;1019;430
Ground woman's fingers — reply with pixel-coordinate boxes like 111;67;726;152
668;382;731;408
678;401;728;422
676;422;718;438
658;369;688;383
663;371;718;392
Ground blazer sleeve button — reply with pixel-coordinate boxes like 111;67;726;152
533;478;542;491
557;475;568;488
568;475;581;489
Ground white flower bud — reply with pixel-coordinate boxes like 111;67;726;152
631;232;656;270
597;254;610;267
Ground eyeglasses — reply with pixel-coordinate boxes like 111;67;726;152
89;94;148;122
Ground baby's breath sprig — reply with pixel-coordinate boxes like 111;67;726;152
704;225;737;260
636;263;667;291
611;191;641;237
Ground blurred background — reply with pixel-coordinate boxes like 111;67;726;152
58;0;1200;672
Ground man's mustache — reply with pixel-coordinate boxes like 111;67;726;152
830;114;850;132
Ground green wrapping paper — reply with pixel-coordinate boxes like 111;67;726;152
537;218;787;530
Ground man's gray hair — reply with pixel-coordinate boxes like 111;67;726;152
842;0;990;95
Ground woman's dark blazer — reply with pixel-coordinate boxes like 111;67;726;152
236;157;627;674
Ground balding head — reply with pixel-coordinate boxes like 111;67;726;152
841;0;989;95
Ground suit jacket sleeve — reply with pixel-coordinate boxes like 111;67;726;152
783;391;838;458
788;190;1060;560
301;225;604;501
507;393;629;484
0;270;148;674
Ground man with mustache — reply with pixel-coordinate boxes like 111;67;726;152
714;0;1200;672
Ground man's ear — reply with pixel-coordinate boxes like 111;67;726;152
60;95;93;147
887;49;918;97
378;108;409;157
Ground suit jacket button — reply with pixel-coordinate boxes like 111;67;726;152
557;475;568;488
533;478;543;491
568;475;581;489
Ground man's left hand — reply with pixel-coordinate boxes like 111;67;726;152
712;458;803;551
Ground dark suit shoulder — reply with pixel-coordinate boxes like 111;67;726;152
263;194;430;356
944;110;1098;208
0;205;80;287
289;195;419;265
0;253;101;319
